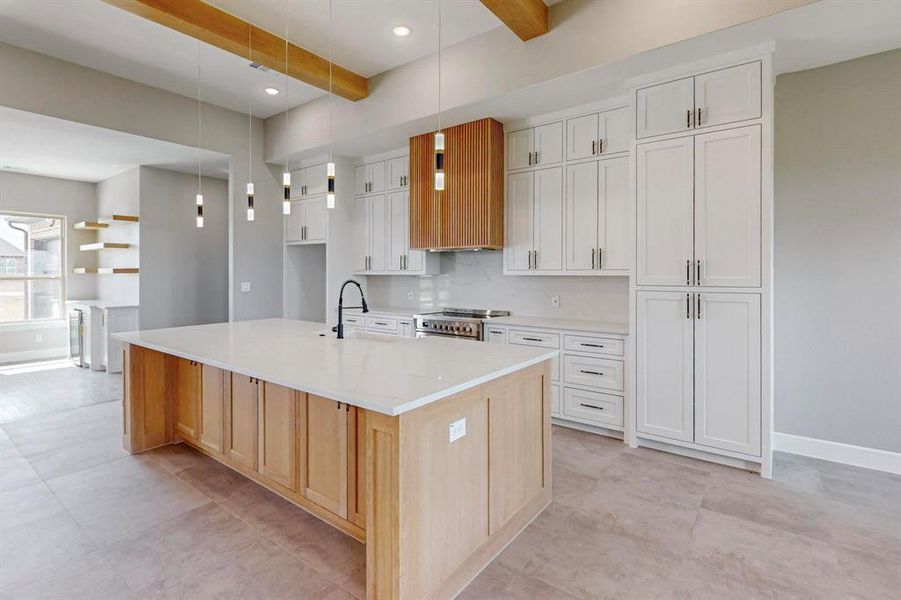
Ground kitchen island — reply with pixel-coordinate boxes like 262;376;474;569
116;318;556;599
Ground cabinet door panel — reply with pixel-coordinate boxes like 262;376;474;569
353;165;368;195
352;197;369;272
289;168;305;199
304;163;328;196
565;161;598;270
566;114;598;161
286;201;304;242
695;62;761;128
228;375;258;470
387;156;408;189
174;357;200;441
347;407;366;528
369;161;386;193
694;293;761;456
301;394;348;518
636;291;694;442
636;137;694;286
599;156;631;271
199;365;226;455
534;167;563;271
387;191;407;272
600;107;631;155
694;126;761;287
303;197;328;242
369;194;388;272
506;172;534;271
533;121;562;165
636;77;694;139
507;128;533;171
258;382;297;490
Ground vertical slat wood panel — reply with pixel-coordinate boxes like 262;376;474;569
409;118;504;250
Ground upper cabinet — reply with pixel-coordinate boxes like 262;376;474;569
387;156;409;190
505;167;563;272
565;107;630;161
636;61;761;139
290;163;329;198
286;197;328;244
507;121;563;170
354;161;386;195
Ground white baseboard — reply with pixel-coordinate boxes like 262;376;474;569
774;432;901;475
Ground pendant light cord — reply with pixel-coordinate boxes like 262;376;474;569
248;24;253;183
437;0;441;133
329;0;333;162
197;41;202;194
284;0;289;175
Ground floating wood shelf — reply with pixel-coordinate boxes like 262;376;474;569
80;242;130;251
73;267;139;274
100;214;139;223
73;221;110;230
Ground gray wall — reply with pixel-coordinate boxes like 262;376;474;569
775;49;901;453
96;168;140;305
138;167;228;330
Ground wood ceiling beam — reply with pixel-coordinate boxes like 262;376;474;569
480;0;549;41
102;0;369;101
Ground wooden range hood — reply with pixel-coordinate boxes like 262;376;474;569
409;118;504;250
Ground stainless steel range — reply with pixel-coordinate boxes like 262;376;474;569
413;308;510;341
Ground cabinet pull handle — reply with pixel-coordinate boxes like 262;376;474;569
598;248;603;269
591;248;596;269
686;293;691;319
579;403;604;410
579;369;605;376
522;336;545;342
697;107;702;126
696;259;702;285
535;150;540;164
687;109;691;128
337;401;342;410
533;250;538;269
686;259;691;285
697;294;702;319
581;343;605;348
528;151;532;166
598;138;603;154
591;140;596;155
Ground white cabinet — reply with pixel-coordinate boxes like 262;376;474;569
352;197;370;272
636;291;694;442
387;156;409;190
636;137;694;286
290;163;328;197
485;327;508;344
399;318;414;338
636;62;761;139
386;190;432;274
286;197;327;243
694;293;761;456
637;126;760;287
352;194;387;272
694;126;761;288
565;156;630;273
636;290;760;456
563;388;623;428
505;167;563;272
89;305;138;374
565;107;630;160
507;122;563;170
354;161;385;195
355;187;436;275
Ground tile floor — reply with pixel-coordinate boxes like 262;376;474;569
1;367;899;599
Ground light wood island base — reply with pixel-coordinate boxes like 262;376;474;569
122;343;552;599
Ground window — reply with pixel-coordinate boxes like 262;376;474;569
0;213;65;323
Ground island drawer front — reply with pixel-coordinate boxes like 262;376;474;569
508;329;560;348
563;354;623;392
344;315;365;328
563;335;624;357
551;384;561;416
365;316;397;332
563;387;623;427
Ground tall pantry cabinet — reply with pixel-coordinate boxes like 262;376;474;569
631;58;772;476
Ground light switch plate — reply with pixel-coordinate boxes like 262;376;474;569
240;282;251;292
449;418;466;443
551;295;560;308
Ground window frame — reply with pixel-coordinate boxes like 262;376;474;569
0;210;67;324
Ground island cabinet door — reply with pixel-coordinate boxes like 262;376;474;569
227;375;259;470
299;394;348;518
198;365;227;455
173;357;201;442
257;382;298;491
346;406;367;528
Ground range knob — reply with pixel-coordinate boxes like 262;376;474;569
464;326;472;333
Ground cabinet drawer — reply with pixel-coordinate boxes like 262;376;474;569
343;315;364;328
563;354;623;392
551;384;561;416
563;335;624;357
485;327;508;344
563;387;623;427
508;330;560;348
365;316;398;333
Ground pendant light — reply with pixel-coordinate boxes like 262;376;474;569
326;0;336;209
246;24;255;222
281;0;291;215
434;0;444;192
195;41;204;228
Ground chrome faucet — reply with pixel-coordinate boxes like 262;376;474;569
333;279;369;339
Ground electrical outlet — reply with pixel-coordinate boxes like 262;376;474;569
551;295;560;308
240;282;251;293
407;290;414;301
449;418;466;443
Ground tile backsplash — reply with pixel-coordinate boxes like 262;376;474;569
365;251;629;323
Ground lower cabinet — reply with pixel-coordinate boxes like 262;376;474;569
347;406;367;528
198;364;227;455
173;357;201;441
228;375;259;470
258;382;297;491
300;393;349;519
636;290;761;456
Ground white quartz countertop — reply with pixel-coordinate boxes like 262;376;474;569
487;316;629;336
114;319;557;416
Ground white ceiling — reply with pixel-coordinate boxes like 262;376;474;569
0;107;229;182
0;0;513;118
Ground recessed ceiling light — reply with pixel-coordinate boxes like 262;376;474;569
393;25;411;37
264;87;280;95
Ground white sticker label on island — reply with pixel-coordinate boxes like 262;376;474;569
449;418;466;443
